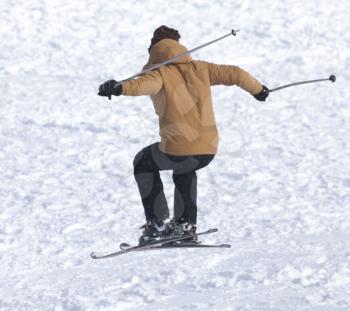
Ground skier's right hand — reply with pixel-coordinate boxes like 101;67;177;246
253;85;269;101
98;80;123;99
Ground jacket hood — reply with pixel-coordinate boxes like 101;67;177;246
144;39;192;69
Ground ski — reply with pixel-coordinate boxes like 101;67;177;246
136;243;231;250
119;241;231;250
90;228;218;259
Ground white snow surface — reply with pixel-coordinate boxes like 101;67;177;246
1;0;350;310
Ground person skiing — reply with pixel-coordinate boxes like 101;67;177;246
98;25;269;244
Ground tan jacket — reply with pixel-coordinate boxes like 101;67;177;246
122;39;263;155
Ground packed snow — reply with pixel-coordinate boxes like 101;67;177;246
1;0;350;310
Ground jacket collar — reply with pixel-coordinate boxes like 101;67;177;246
144;39;192;69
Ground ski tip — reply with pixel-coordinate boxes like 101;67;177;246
90;252;98;259
207;228;218;233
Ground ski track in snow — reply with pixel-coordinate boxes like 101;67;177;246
1;0;350;310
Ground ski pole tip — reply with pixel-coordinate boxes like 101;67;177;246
329;75;336;82
231;29;240;36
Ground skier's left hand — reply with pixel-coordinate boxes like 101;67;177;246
98;80;123;99
253;85;269;101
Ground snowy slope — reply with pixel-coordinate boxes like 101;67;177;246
1;0;350;310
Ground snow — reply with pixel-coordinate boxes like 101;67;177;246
1;0;350;310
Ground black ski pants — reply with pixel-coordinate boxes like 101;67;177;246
133;143;214;225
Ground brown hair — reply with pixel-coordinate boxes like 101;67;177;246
148;25;181;53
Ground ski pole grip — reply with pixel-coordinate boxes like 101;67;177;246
329;75;336;82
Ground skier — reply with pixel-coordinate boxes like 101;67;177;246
98;25;269;244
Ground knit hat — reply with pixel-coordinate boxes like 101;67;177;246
148;25;181;53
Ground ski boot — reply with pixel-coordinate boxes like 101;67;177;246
138;220;166;245
164;219;198;243
177;222;198;243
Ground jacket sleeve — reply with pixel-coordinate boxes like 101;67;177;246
207;62;263;95
122;70;163;96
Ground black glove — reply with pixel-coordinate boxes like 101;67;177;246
253;85;269;101
98;80;122;99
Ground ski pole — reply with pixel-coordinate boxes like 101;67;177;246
107;29;240;99
116;29;239;87
269;75;336;93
